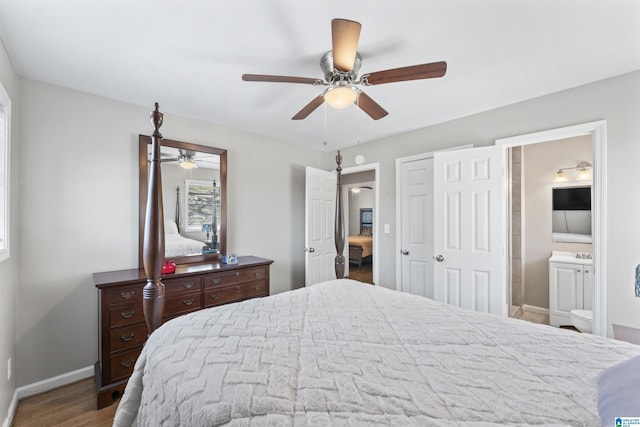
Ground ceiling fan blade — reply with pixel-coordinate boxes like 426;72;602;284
357;91;388;120
363;61;447;85
331;18;361;72
292;95;325;120
242;74;322;85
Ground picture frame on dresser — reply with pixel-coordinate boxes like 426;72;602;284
94;256;273;409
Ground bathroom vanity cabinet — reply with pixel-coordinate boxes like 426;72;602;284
549;251;593;327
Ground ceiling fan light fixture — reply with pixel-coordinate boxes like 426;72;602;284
324;86;358;109
179;158;198;170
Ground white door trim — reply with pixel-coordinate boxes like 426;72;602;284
342;163;380;285
495;120;607;337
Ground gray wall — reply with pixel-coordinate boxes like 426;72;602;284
15;78;332;387
0;33;18;426
342;170;375;236
339;71;640;334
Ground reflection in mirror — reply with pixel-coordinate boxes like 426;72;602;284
139;135;227;267
551;185;592;244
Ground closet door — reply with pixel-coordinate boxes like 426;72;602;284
433;146;506;315
398;157;434;298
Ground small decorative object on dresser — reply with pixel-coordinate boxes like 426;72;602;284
93;255;273;409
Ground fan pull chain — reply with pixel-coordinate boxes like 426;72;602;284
323;102;328;146
356;92;361;144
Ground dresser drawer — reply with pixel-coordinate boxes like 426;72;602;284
204;267;267;288
110;347;143;382
109;323;148;353
205;280;266;307
110;305;145;328
163;276;200;297
164;292;202;318
105;284;143;306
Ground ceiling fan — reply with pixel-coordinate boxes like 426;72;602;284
242;18;447;121
160;149;219;170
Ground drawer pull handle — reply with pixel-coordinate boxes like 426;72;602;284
210;293;221;300
210;278;221;285
253;271;262;277
183;298;195;306
120;291;135;300
121;332;135;342
183;282;194;289
121;310;135;319
120;359;135;368
235;272;240;277
254;285;262;291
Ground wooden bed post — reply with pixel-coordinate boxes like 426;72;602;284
175;186;180;233
334;150;345;279
143;103;166;334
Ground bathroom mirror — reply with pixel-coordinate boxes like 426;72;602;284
138;135;227;267
551;185;592;244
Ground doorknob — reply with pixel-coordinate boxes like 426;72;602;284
305;248;315;253
434;254;444;262
401;250;409;255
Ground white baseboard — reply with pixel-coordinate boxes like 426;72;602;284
523;304;550;316
2;390;18;427
2;365;93;427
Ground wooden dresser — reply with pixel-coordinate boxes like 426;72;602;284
93;256;273;409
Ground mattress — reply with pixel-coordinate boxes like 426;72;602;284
348;235;373;258
114;279;640;426
164;233;204;257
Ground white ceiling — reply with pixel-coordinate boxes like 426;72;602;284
1;0;639;151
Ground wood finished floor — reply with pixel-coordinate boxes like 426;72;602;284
12;378;117;427
347;262;373;284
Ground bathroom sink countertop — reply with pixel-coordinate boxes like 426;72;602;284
549;251;593;265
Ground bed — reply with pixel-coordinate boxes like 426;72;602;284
125;104;640;426
114;279;640;426
164;219;204;258
348;234;373;268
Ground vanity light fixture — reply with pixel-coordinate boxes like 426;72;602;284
553;170;569;183
575;161;593;181
553;161;592;183
324;86;358;109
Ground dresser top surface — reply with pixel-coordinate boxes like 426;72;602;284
94;256;273;287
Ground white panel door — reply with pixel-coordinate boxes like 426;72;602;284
399;158;434;298
433;146;505;315
305;166;337;286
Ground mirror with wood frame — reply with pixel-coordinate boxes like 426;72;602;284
138;135;227;267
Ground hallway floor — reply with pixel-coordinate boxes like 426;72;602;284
348;262;373;284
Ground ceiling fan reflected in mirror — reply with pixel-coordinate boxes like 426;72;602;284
242;18;447;120
159;149;220;170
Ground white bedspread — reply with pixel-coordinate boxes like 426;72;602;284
114;280;640;426
164;233;204;257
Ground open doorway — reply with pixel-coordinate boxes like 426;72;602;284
497;120;606;336
507;136;593;325
341;163;380;285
